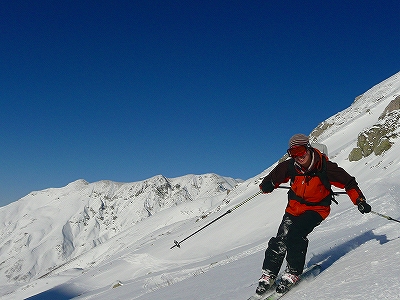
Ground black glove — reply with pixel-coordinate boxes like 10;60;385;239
259;179;274;194
357;197;371;214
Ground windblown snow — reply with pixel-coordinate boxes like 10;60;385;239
1;72;400;299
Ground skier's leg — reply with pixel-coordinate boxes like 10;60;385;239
286;236;308;275
285;211;323;275
262;214;293;275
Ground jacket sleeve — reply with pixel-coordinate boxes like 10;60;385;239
260;160;292;189
326;161;365;204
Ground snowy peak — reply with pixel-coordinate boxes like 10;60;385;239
0;173;240;283
311;71;400;139
311;71;400;161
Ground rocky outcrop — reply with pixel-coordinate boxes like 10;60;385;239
349;96;400;161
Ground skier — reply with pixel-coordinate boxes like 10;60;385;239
256;134;371;295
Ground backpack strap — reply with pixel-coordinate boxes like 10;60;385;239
288;151;338;206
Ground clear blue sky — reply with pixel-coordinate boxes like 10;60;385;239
1;1;399;206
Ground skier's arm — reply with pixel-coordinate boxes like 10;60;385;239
326;161;371;213
259;160;291;193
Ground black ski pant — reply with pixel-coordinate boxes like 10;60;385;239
262;210;323;276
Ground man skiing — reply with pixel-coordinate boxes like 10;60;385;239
256;133;371;296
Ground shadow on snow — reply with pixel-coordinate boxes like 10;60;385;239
307;230;389;271
25;285;82;300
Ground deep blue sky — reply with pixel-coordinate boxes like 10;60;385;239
1;1;399;206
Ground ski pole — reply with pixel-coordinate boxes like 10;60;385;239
170;190;262;249
277;185;347;195
370;210;400;223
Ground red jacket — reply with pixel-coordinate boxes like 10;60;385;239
261;149;364;219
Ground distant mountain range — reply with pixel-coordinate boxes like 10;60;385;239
0;174;240;283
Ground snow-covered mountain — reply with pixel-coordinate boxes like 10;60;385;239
1;71;400;299
0;175;239;285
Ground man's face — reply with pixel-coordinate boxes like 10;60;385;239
294;149;311;167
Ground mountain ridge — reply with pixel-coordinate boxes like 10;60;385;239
0;173;240;283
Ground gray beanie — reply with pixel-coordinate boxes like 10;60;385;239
288;134;309;148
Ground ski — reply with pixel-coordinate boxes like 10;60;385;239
246;284;276;300
264;264;321;300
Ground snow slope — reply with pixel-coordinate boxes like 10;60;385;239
1;71;400;300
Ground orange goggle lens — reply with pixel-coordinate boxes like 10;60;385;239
287;145;308;158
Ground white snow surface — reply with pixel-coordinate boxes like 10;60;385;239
1;72;400;299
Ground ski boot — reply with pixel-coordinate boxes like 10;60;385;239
256;270;276;295
276;272;300;294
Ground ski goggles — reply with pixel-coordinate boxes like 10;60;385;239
287;145;308;158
